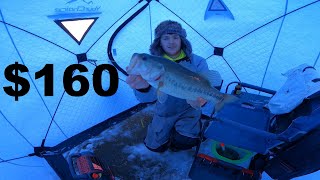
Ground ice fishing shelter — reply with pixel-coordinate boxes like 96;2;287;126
0;0;319;179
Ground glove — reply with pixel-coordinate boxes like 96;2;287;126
126;74;150;90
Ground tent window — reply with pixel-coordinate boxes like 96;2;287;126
54;17;98;45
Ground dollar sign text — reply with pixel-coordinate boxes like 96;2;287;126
3;62;30;101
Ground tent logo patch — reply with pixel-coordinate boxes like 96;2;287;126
54;0;101;14
48;0;102;17
66;0;93;5
54;6;101;14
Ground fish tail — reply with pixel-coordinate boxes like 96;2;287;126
214;94;239;114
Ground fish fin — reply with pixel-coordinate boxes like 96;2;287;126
199;70;223;88
157;81;168;103
214;94;239;113
186;99;201;110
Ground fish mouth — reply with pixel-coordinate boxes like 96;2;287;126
127;54;139;74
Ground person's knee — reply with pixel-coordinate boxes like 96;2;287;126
170;129;200;150
144;141;169;153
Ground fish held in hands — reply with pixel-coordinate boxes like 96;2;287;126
127;53;239;111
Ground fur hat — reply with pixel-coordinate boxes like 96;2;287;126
149;20;192;59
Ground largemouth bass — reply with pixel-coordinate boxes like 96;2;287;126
127;53;238;111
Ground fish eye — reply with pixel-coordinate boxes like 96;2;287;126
142;56;147;61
